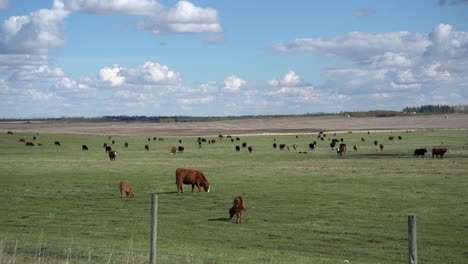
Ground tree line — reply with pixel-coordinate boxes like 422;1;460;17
403;104;458;114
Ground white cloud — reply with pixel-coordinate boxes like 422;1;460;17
99;65;125;87
122;61;182;86
63;0;163;15
269;70;301;87
178;95;214;105
138;1;222;35
223;75;246;92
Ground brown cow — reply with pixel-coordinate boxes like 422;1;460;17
176;168;211;193
229;196;246;224
248;146;253;153
379;144;384;151
170;146;177;155
108;150;117;161
119;182;134;199
432;148;448;159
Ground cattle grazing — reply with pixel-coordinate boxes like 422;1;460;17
179;139;182;144
379;144;384;151
413;148;428;158
170;146;177;155
103;142;108;148
112;140;115;145
25;142;35;146
54;141;61;146
33;136;36;140
159;138;165;141
82;145;88;151
353;145;358;151
145;145;150;151
242;142;247;148
7;131;14;135
38;143;43;146
236;137;240;141
210;139;216;144
178;146;184;153
19;138;26;142
201;138;207;142
229;196;246;224
219;134;224;139
330;142;336;149
398;136;403;140
374;140;378;146
361;137;365;142
273;143;277;149
124;142;128;148
176;168;211;193
292;144;297;150
340;138;344;142
337;143;347;156
231;138;234;143
119;182;134;199
108;150;117;161
388;136;394;141
105;146;112;152
309;143;316;150
148;138;151;142
432;148;448;159
248;146;253;153
235;145;241;152
153;137;157;141
198;141;202;148
279;144;286;150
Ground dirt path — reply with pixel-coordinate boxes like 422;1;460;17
1;115;467;137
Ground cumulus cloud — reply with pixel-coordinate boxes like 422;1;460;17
99;65;125;86
223;75;246;92
269;70;301;87
273;24;468;109
0;1;69;54
138;1;222;35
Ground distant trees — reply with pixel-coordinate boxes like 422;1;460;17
403;104;455;114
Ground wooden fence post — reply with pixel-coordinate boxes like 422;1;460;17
408;215;418;264
150;193;158;264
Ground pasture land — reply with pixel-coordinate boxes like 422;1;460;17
0;128;467;263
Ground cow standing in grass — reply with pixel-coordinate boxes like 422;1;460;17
176;168;210;193
108;150;117;161
119;182;134;199
229;196;246;224
432;148;448;159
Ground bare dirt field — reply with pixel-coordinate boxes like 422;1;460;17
1;114;467;137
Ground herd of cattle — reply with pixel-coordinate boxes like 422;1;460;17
7;129;451;224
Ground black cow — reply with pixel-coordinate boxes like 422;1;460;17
178;146;184;153
25;142;35;146
54;141;61;146
273;143;277;149
413;148;427;158
309;143;316;150
235;145;241;152
124;142;129;148
105;146;112;152
82;145;89;151
242;142;247;148
374;140;378;146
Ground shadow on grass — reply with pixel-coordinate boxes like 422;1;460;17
208;217;230;222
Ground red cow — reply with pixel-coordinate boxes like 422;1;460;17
108;150;117;161
229;196;246;224
170;146;177;155
379;144;384;151
176;168;211;193
248;146;253;153
432;148;448;159
119;182;134;199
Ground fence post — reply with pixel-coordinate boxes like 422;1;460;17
150;193;158;264
408;215;418;264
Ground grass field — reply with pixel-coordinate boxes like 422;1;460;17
0;129;467;263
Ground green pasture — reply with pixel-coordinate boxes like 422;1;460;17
0;129;467;263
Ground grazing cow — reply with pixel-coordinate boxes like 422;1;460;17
309;143;316;150
248;146;253;153
33;136;36;140
229;196;246;224
388;136;394;141
108;150;117;161
210;139;216;144
231;139;234;143
235;145;241;152
361;137;365;142
54;141;61;146
124;142;128;148
273;143;277;149
379;144;384;151
7;131;13;135
19;138;26;142
25;142;35;146
353;145;358;151
176;168;211;193
336;143;347;156
153;137;157;141
432;148;448;159
242;142;247;148
279;144;286;150
398;136;403;140
179;139;182;144
112;140;115;145
103;143;108;148
148;138;151;142
105;146;112;152
330;142;336;149
178;146;184;153
340;138;344;142
414;148;428;158
374;140;378;146
292;144;297;150
145;145;150;151
119;182;134;199
170;146;177;155
159;138;165;141
82;145;88;151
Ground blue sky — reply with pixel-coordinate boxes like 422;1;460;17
0;0;467;118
